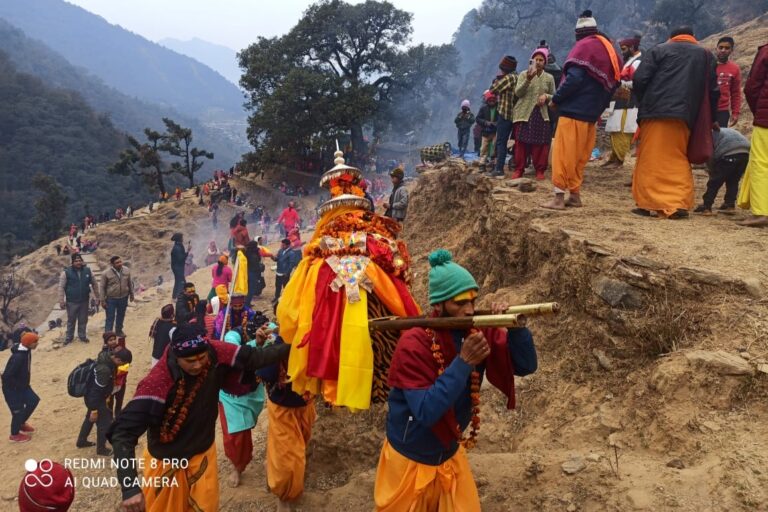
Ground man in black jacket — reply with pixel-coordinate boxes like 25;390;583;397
631;26;720;219
175;282;200;325
2;332;40;443
150;304;176;367
170;233;189;299
76;347;132;456
58;253;99;344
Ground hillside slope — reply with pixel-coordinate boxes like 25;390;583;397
159;37;241;86
0;19;245;170
0;0;244;124
0;51;148;247
1;159;766;511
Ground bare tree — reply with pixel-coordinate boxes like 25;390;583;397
0;266;26;326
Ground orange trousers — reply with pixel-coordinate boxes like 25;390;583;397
141;443;218;512
266;399;317;501
632;119;694;217
551;117;596;194
374;439;480;512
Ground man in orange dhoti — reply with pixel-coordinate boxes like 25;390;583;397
257;332;316;512
107;325;288;512
631;26;720;219
374;250;538;511
542;10;621;210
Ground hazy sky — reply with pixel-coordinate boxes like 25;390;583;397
65;0;480;51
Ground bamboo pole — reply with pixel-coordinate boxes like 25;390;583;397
369;313;526;331
474;302;560;316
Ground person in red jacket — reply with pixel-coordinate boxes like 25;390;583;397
736;42;768;227
276;201;301;236
715;36;742;127
232;219;251;248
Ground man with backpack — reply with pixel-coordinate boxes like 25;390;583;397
74;347;132;456
2;332;40;443
58;253;99;344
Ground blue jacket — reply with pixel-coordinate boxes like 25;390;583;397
275;248;301;276
386;328;537;465
552;65;614;123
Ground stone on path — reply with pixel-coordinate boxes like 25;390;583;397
685;350;755;376
561;456;586;475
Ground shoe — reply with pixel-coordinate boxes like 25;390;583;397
9;433;31;443
63;339;73;346
77;440;96;448
510;170;524;179
693;205;713;216
96;448;113;457
20;423;34;433
717;204;736;215
535;171;546;181
79;337;90;343
117;331;126;338
631;208;652;217
668;209;689;220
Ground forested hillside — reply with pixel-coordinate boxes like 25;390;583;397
0;51;147;252
0;0;244;124
0;18;244;171
159;37;241;85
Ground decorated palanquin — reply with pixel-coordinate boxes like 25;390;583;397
276;150;421;410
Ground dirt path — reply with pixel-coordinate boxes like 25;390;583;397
1;161;766;511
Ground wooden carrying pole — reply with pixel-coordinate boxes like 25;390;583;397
369;313;527;331
473;302;560;316
368;302;559;332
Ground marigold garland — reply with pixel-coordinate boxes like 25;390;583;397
160;364;210;443
427;328;481;449
225;310;249;336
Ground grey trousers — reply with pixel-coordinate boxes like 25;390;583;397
66;300;89;342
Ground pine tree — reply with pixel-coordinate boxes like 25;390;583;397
31;173;67;245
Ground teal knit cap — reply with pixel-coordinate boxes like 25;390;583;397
428;249;479;305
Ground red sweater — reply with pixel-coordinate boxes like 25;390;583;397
716;61;741;117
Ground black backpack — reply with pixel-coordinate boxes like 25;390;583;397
67;359;96;398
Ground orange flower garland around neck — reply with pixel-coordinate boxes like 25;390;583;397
160;364;211;443
427;328;481;450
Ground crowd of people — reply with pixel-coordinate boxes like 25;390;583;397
450;11;767;226
6;10;768;512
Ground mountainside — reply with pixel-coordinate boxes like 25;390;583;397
0;0;244;124
0;51;147;246
0;18;246;173
159;37;241;86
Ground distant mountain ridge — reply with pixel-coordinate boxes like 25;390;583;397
159;37;242;86
0;0;244;124
0;18;245;171
0;50;148;247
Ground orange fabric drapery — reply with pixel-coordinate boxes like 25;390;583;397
632;119;694;217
